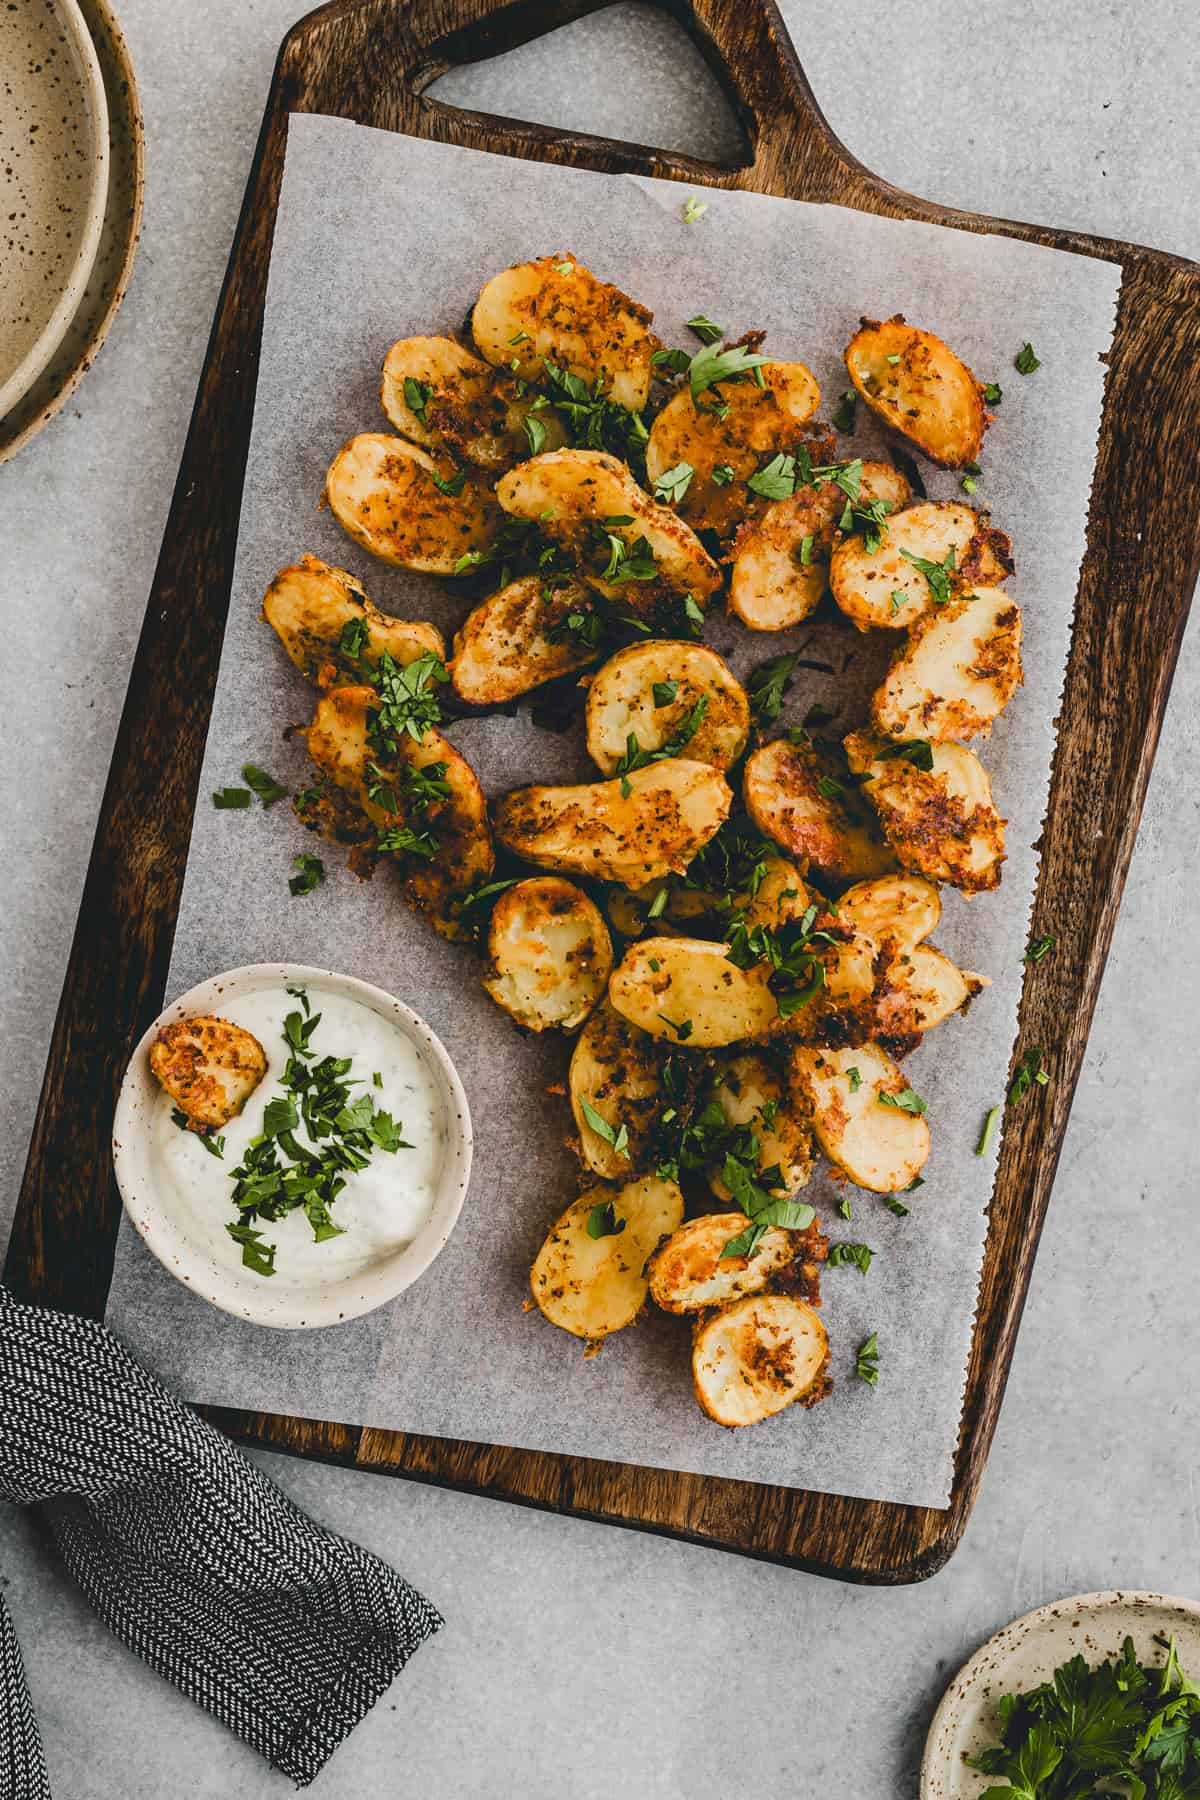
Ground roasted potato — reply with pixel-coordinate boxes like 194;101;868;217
608;846;813;944
790;1041;931;1192
450;574;599;705
837;873;941;956
743;736;896;887
380;334;566;472
262;555;445;687
472;254;656;412
149;1015;267;1131
648;1213;799;1314
569;1000;673;1178
481;877;612;1033
845;731;1006;895
493;757;731;890
607;931;876;1048
692;1294;830;1428
729;461;912;631
496;448;721;608
880;944;984;1036
530;1175;685;1344
705;1050;815;1200
585;641;750;775
325;433;502;574
831;499;1014;634
302;685;494;934
845;316;987;468
645;362;822;540
872;588;1023;743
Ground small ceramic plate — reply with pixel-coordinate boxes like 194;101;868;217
113;964;474;1330
922;1590;1200;1798
0;0;110;417
0;0;143;462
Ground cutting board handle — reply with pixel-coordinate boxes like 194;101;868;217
285;0;861;199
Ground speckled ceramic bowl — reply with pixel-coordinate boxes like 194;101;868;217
0;0;110;418
112;964;474;1331
922;1590;1200;1797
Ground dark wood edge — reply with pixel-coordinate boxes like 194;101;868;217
10;0;1200;1584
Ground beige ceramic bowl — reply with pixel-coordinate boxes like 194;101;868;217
922;1590;1200;1797
0;0;110;417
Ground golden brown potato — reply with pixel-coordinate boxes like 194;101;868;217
872;589;1023;743
879;944;984;1036
705;1050;815;1201
645;362;821;539
472;254;656;412
647;1213;799;1314
149;1016;267;1131
830;499;1013;633
302;685;494;935
530;1175;685;1343
493;758;731;890
692;1294;829;1428
262;555;445;687
325;433;502;574
481;877;612;1033
495;448;721;609
743;736;896;887
569;1000;672;1178
790;1041;931;1192
845;731;1006;895
845;316;987;468
606;847;814;944
837;873;941;956
380;334;566;472
729;461;912;631
585;641;750;775
450;574;599;705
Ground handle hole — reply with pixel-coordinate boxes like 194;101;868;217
425;1;750;168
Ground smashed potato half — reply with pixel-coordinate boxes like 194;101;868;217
530;1175;684;1343
645;362;821;539
302;685;494;933
496;448;721;608
601;852;810;944
790;1041;931;1192
569;1000;673;1178
729;461;912;632
648;1213;798;1314
845;316;987;468
743;737;895;887
837;873;941;956
263;555;445;688
325;433;502;574
493;757;731;891
585;641;750;775
482;877;612;1034
881;944;983;1036
845;731;1006;895
381;334;565;472
472;254;656;412
872;588;1023;743
149;1015;267;1131
830;499;1013;633
705;1051;815;1200
692;1294;829;1428
451;574;598;705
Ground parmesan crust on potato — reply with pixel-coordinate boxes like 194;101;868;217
830;499;1013;634
530;1175;684;1344
845;731;1006;895
872;588;1023;743
149;1016;267;1131
837;874;941;956
744;736;896;887
325;433;502;574
263;555;445;688
705;1050;815;1201
845;316;987;468
450;574;598;705
584;641;750;775
472;254;656;413
569;1000;676;1178
692;1294;830;1428
482;877;612;1033
648;1213;802;1314
381;333;566;472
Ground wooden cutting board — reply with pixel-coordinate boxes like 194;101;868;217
9;0;1199;1583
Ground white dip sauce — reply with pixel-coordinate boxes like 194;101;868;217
150;981;447;1286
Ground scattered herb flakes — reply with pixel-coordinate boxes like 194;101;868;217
681;195;709;224
686;314;724;345
613;695;709;795
688;340;771;402
855;1333;880;1385
982;380;1003;405
656;1014;694;1041
847;1067;862;1093
523;415;548;457
831;389;857;432
878;1087;928;1116
646;884;671;921
459;877;521;920
883;1195;910;1218
226;1222;276;1277
900;1175;925;1193
976;1104;1001;1157
432;467;468;497
242;764;287;807
827;1242;873;1275
652;460;695;503
289;853;325;897
747;452;797;500
553;260;574;275
837;1195;853;1221
600;532;658;584
1015;341;1041;374
403;376;430;422
817;775;845;799
874;738;935;772
338;616;369;660
1008;1047;1050;1106
799;533;814;567
888;589;907;615
585;1200;626;1239
1025;933;1057;964
652;679;679;707
899;545;956;603
711;463;735;486
747;651;799;725
579;1099;629;1159
213;786;251;809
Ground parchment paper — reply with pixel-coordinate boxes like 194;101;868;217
103;115;1121;1507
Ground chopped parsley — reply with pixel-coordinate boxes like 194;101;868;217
889;590;907;615
242;764;287;807
613;695;709;796
899;545;956;603
799;533;814;566
657;1013;694;1041
976;1104;1001;1157
873;738;935;772
652;679;679;707
982;380;1003;404
686;314;724;344
831;389;857;432
883;1195;910;1218
681;195;709;224
213;786;251;809
878;1087;927;1116
827;1242;873;1275
651;346;692;377
723;907;836;1019
579;1099;629;1159
432;467;468;497
585;1200;626;1239
1025;933;1056;964
652;460;695;503
747;452;798;500
1009;1047;1050;1106
288;853;325;896
711;463;735;486
847;1067;862;1093
600;533;658;584
403;376;430;423
747;651;799;726
338;616;369;661
371;650;448;744
688;341;771;402
855;1333;880;1385
1015;341;1041;374
522;415;548;457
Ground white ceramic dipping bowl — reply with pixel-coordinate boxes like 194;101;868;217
113;963;473;1329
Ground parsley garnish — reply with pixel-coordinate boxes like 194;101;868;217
432;467;467;497
586;1199;626;1239
653;460;694;503
688;341;771;402
899;545;956;603
889;590;907;614
289;853;325;896
747;452;797;500
831;390;856;431
747;651;799;725
847;1067;862;1093
599;533;658;585
883;1195;910;1217
338;616;369;661
242;764;287;807
652;679;679;707
1009;1047;1050;1106
976;1104;1001;1157
371;651;448;744
723;908;834;1019
523;415;547;457
982;381;1003;404
686;314;724;344
855;1333;880;1385
613;695;709;796
651;346;692;377
213;786;251;809
403;376;431;423
580;1099;629;1159
873;738;935;772
720;1151;815;1260
681;195;708;224
827;1242;873;1275
657;1013;694;1041
1015;341;1041;374
878;1087;927;1116
711;463;735;486
1025;933;1056;964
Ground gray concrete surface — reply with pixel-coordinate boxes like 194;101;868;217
1;3;1197;1794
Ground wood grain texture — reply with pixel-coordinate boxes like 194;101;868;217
9;0;1199;1583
